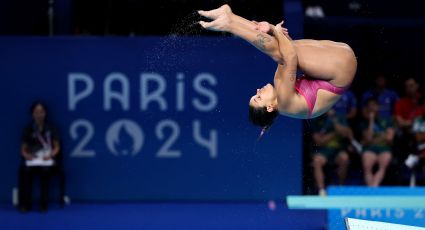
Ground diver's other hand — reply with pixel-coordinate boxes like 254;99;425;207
198;4;233;32
281;26;289;37
272;21;290;38
253;21;272;34
273;21;284;34
253;20;290;37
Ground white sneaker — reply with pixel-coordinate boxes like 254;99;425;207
319;189;327;196
405;154;419;169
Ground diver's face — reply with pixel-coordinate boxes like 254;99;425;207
249;83;276;109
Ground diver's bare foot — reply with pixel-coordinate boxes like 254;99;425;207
198;4;233;32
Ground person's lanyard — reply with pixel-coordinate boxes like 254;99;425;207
36;128;52;149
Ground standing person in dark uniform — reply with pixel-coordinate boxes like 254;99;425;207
19;102;60;212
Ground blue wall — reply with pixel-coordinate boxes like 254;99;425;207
0;37;302;202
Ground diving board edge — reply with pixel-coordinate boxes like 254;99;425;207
287;196;425;209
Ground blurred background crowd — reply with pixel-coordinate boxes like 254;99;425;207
304;75;425;195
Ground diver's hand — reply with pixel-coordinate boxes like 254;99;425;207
253;21;289;37
273;21;284;35
271;21;290;38
252;21;272;34
198;4;233;32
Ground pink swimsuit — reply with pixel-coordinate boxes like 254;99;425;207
294;75;350;118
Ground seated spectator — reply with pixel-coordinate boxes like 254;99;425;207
334;90;358;120
395;77;423;130
332;90;362;153
19;102;60;212
312;110;351;196
393;77;424;162
405;99;425;180
361;73;399;119
360;98;395;187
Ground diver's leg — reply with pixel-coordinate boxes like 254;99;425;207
199;5;284;63
292;39;357;87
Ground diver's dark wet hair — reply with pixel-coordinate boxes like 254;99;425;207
249;105;278;139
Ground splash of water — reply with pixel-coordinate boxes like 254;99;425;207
146;11;205;71
145;11;228;72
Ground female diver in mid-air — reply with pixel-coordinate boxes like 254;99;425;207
198;5;357;132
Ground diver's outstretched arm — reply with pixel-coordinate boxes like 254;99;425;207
198;4;286;63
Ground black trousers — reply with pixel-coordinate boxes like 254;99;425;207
18;165;51;209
